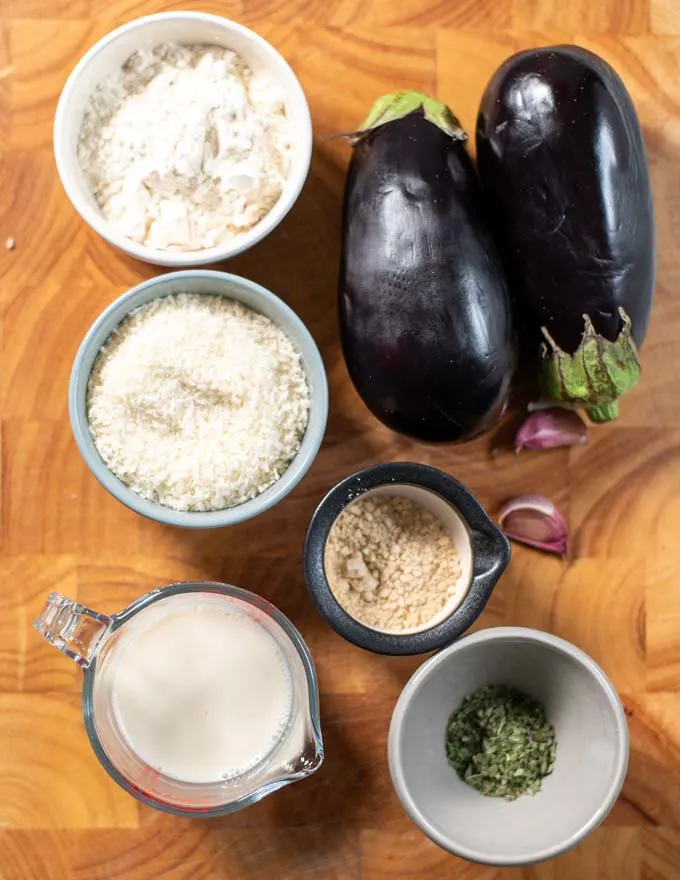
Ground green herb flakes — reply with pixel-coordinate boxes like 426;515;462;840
445;684;557;801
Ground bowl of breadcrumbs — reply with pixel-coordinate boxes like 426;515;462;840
70;270;328;528
304;462;511;655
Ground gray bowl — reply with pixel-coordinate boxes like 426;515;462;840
69;270;328;528
388;627;629;866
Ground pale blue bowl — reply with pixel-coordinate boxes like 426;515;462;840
69;270;328;528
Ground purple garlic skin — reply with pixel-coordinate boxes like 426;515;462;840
498;495;568;557
515;408;588;454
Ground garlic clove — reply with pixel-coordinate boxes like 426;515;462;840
498;495;568;557
515;408;588;454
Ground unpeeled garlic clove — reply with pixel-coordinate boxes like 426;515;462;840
515;408;588;454
498;495;568;557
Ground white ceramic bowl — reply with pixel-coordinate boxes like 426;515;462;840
53;12;313;267
388;627;629;866
69;270;328;529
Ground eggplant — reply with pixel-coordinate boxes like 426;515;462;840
339;92;516;443
476;45;655;422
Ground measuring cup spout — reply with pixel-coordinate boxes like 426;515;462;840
277;676;324;784
290;733;324;778
255;700;324;801
34;593;113;667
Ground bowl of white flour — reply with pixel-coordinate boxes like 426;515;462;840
54;13;312;266
69;270;328;528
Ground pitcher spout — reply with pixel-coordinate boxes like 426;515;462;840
287;730;324;778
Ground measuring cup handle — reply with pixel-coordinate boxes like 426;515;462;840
34;593;113;668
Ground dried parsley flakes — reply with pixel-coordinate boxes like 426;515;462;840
445;684;557;800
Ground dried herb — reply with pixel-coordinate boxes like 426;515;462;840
445;684;557;800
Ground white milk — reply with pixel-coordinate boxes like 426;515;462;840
110;595;293;784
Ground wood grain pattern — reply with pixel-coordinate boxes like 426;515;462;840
1;0;679;877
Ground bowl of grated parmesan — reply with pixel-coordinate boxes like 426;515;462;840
304;463;511;655
69;270;328;528
53;12;312;266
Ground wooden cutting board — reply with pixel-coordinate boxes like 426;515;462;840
1;0;678;877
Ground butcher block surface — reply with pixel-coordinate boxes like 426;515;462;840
1;0;680;877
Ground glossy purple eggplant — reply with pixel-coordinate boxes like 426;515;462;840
339;92;516;443
476;46;655;423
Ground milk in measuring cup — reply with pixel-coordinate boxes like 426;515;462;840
108;595;293;784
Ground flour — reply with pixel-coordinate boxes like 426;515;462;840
77;44;293;251
87;293;310;511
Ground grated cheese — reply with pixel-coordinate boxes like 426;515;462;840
324;494;462;631
87;293;310;511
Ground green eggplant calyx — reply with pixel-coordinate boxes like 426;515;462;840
356;91;467;142
587;402;620;422
541;308;640;423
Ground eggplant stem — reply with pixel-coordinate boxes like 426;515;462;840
587;402;619;422
356;91;467;142
541;308;640;422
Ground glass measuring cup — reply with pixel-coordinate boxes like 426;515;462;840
34;582;324;817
